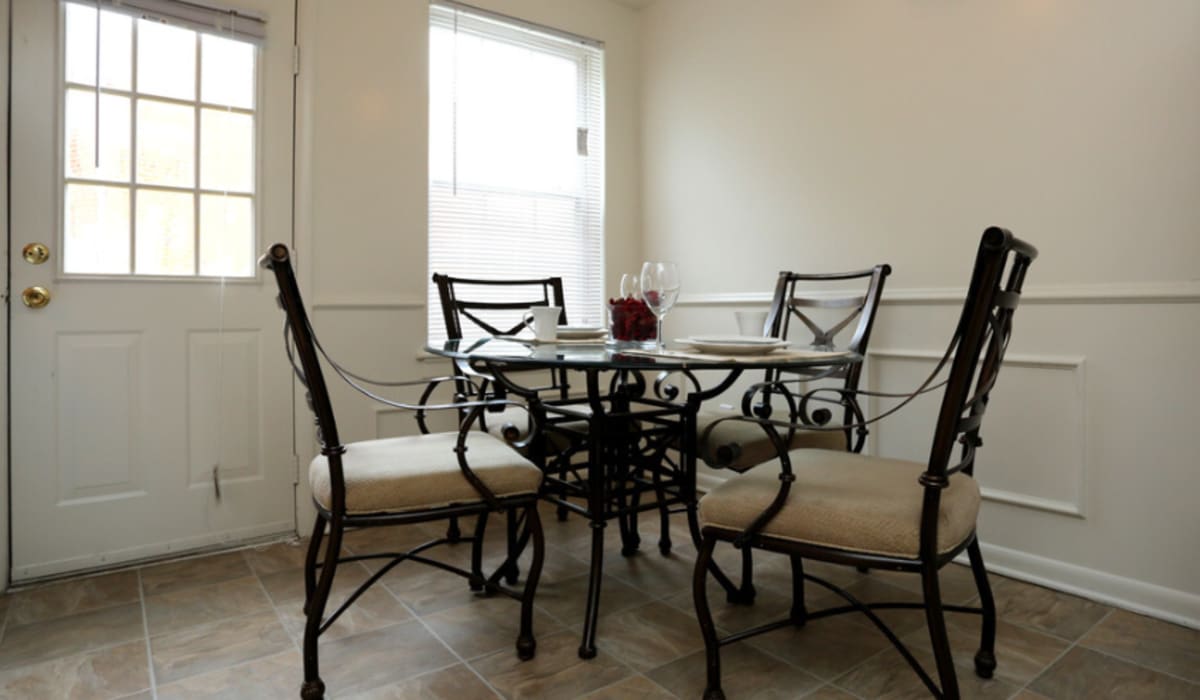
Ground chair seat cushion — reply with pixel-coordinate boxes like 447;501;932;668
698;449;981;558
310;432;542;515
697;410;848;472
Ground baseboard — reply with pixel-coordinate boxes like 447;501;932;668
963;541;1200;631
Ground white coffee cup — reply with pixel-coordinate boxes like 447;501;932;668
523;306;561;342
735;310;769;337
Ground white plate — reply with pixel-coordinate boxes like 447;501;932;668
676;336;790;355
557;326;608;340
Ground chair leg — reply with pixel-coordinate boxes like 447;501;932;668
504;510;520;584
694;535;726;700
921;564;960;699
469;511;489;592
578;518;605;659
967;538;998;678
517;503;545;660
302;514;342;700
446;515;462;543
303;516;325;609
789;555;808;626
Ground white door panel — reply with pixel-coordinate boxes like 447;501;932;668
10;0;296;581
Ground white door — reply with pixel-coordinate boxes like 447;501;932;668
9;0;297;582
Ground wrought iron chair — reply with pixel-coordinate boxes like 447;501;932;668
695;264;891;601
693;228;1037;699
262;246;545;700
431;272;571;443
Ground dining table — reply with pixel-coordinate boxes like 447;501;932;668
425;336;863;658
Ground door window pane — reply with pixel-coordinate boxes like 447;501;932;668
201;35;255;109
64;89;131;182
136;99;195;188
200;195;253;277
200;109;254;193
65;4;132;90
136;190;195;275
62;3;259;279
136;20;196;100
64;184;130;274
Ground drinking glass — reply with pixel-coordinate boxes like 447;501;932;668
640;261;680;352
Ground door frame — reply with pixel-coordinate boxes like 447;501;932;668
3;0;308;589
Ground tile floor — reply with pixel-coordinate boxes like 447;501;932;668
0;505;1197;699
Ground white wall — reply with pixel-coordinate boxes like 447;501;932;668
641;0;1200;627
293;0;641;521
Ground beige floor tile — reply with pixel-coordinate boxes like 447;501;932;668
471;629;633;700
1030;646;1200;699
382;557;493;616
318;621;458;697
484;542;590;586
346;664;498;700
593;601;705;673
1079;608;1200;683
155;649;300;700
5;570;140;626
0;602;144;670
801;685;858;699
150;608;292;685
646;642;823;699
901;615;1069;686
837;577;933;638
141;552;253;597
342;523;447;564
578;674;676;699
421;594;561;660
1009;690;1053;700
603;546;701;594
749;615;893;681
858;562;991;606
115;692;153;700
834;646;1018;699
276;586;412;644
532;573;654;627
664;581;797;636
257;560;371;606
0;640;149;699
241;539;313;576
144;576;272;637
991;577;1110;641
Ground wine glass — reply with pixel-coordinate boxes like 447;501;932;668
640;261;680;352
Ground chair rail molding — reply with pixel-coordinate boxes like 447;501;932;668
677;279;1200;307
865;348;1089;519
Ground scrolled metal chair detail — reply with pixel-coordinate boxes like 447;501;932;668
692;228;1038;699
262;246;545;700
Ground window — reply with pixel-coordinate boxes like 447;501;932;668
428;2;605;341
61;0;263;277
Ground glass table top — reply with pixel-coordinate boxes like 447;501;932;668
426;337;862;371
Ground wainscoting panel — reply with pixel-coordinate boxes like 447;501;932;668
866;349;1088;518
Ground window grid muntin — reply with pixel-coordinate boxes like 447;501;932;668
60;3;259;279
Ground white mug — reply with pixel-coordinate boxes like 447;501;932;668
523;306;561;342
735;310;769;337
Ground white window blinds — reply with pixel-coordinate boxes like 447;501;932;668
428;2;605;343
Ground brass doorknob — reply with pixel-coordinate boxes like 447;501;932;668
22;286;51;308
22;243;50;265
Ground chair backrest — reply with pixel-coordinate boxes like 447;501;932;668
759;265;891;451
260;244;347;513
432;273;567;340
918;227;1037;556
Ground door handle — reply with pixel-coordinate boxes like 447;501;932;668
21;286;51;309
22;242;50;265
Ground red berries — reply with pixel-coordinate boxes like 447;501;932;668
608;297;657;341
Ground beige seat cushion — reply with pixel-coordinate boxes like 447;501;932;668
310;432;542;515
699;449;981;558
697;410;848;472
